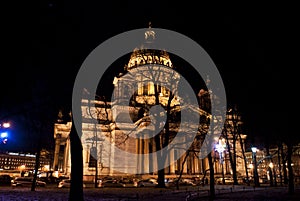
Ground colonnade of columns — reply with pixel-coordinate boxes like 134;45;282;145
135;138;210;175
52;133;61;171
53;133;70;173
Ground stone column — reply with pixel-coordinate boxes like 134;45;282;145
83;144;90;176
109;130;115;176
193;156;197;174
152;139;157;174
197;159;201;174
136;138;140;174
143;139;149;173
169;149;175;174
140;139;144;173
202;158;208;174
53;133;61;171
63;137;71;175
183;153;187;174
149;139;154;174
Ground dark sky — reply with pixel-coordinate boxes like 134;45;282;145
1;1;297;152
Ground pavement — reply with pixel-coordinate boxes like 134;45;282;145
0;184;299;201
187;186;300;201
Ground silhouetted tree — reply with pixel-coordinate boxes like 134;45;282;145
68;91;84;201
25;79;57;191
222;105;241;185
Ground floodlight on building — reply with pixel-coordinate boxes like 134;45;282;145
269;162;274;169
251;147;257;153
251;146;260;187
2;122;10;128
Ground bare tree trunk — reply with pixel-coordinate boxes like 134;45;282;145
28;111;42;192
266;146;274;187
176;151;189;190
87;96;99;188
278;144;283;186
94;138;98;188
69;117;84;201
281;145;288;184
208;152;215;200
287;143;294;194
273;166;277;187
31;141;41;191
155;134;166;188
154;84;166;188
224;131;236;184
238;133;249;185
232;136;238;185
158;92;173;188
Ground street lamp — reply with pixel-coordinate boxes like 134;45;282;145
251;146;260;187
215;139;226;185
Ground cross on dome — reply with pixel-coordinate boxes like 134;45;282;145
145;21;155;40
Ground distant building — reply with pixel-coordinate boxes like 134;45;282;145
0;152;51;177
245;144;300;184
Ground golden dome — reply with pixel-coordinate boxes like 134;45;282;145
125;24;173;71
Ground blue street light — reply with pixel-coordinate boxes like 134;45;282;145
0;122;10;144
1;132;8;138
1;132;8;144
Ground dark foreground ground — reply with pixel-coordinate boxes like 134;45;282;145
0;184;299;201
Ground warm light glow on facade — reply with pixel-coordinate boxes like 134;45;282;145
215;140;226;153
43;165;50;171
19;165;26;170
249;163;253;169
268;162;273;168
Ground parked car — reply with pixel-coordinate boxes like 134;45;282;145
181;178;197;186
192;177;207;186
119;178;139;187
137;178;158;187
165;178;196;187
0;174;12;185
11;177;46;187
215;177;234;185
57;179;86;188
98;179;125;188
165;179;176;187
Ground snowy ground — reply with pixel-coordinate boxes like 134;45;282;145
0;184;299;201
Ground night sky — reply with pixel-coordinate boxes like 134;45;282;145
1;1;297;152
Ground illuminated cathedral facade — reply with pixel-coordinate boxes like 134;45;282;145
53;26;248;181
